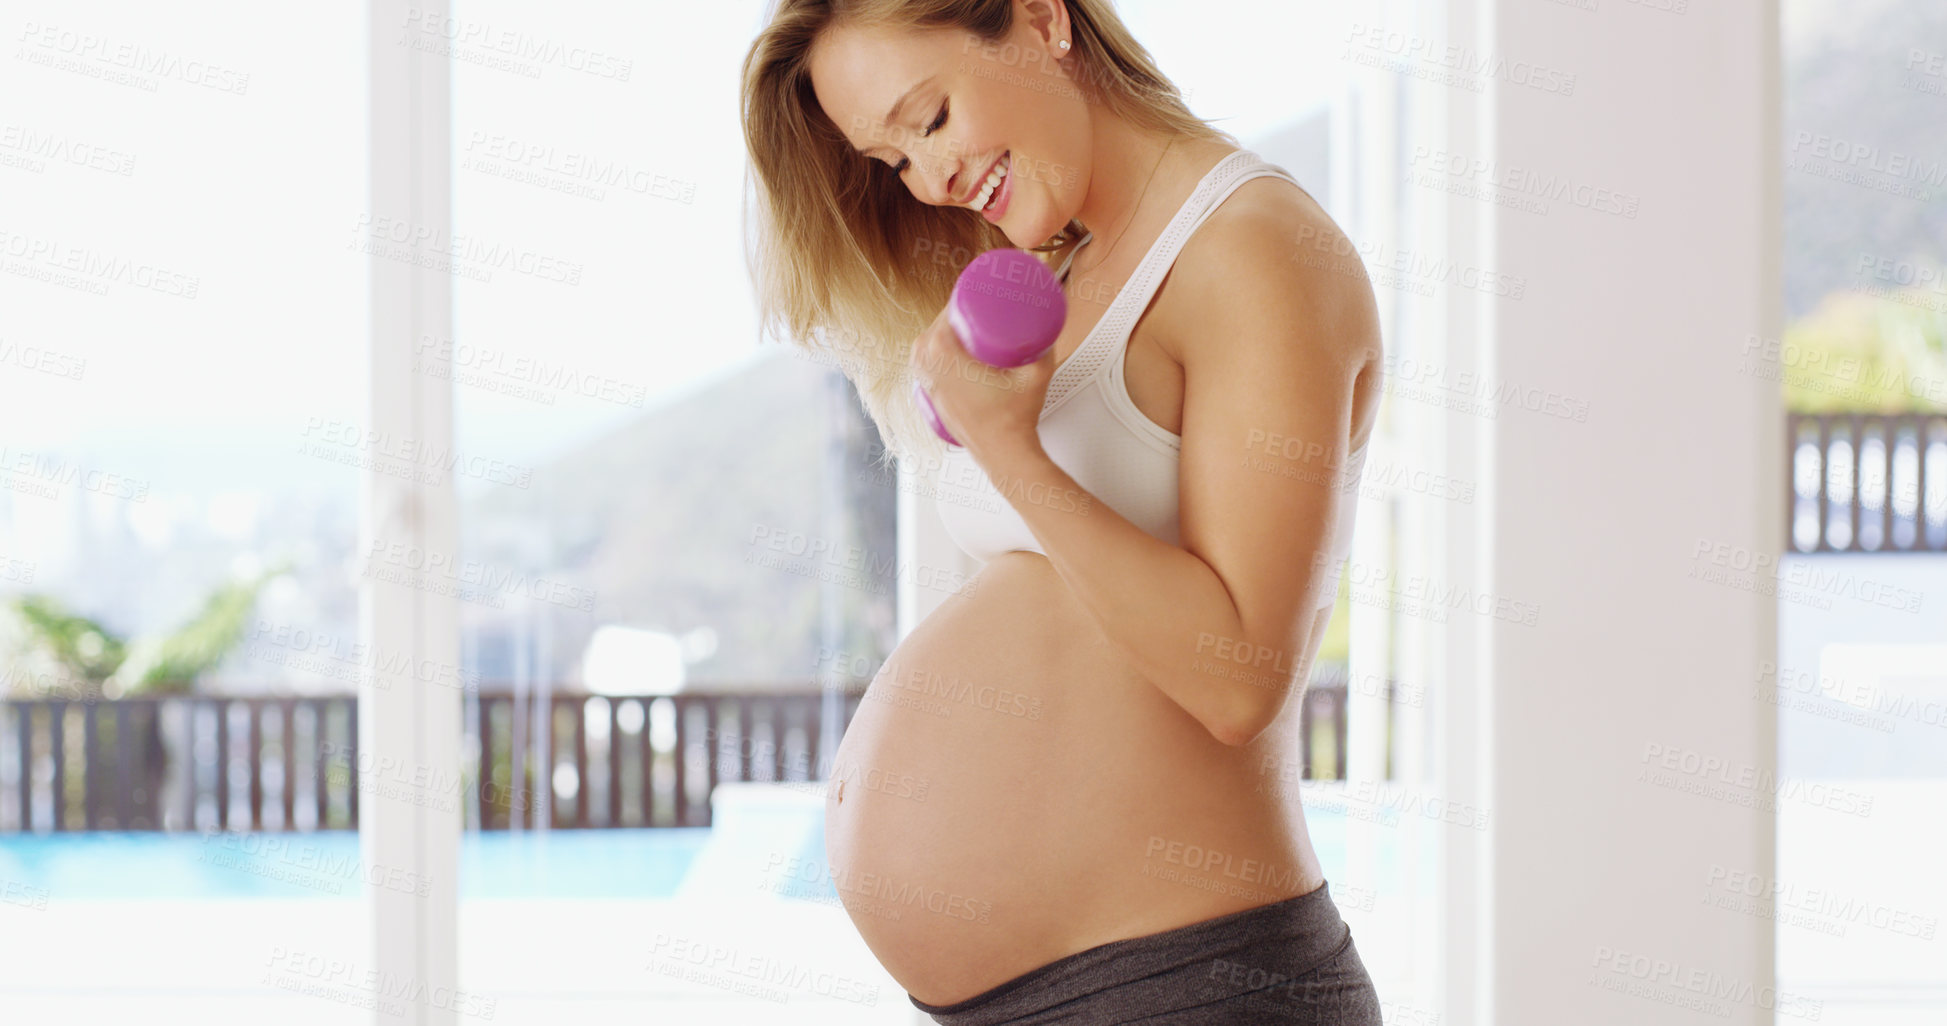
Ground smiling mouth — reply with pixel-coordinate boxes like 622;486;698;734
969;151;1011;213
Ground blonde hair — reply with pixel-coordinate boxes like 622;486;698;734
741;0;1236;469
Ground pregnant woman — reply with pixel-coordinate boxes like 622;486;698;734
742;1;1384;1022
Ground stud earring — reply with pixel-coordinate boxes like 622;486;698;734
1059;40;1070;51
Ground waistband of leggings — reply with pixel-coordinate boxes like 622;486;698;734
909;880;1352;1020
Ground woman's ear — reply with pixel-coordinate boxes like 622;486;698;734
1018;0;1071;56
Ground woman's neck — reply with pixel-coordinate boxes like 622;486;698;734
1072;120;1181;242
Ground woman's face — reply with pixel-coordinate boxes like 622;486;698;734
808;7;1091;249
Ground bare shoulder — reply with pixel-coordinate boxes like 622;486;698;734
1156;171;1381;374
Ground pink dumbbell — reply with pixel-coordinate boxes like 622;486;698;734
914;248;1068;447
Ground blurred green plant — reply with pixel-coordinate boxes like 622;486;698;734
1780;285;1947;413
2;556;293;700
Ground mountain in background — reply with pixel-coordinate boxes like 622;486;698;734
464;347;897;690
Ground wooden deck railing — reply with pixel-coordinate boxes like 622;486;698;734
0;674;1387;833
1789;412;1947;554
0;694;359;833
468;690;865;831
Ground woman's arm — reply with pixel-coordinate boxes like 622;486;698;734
972;194;1381;747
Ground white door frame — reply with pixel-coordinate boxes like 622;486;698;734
363;2;462;1022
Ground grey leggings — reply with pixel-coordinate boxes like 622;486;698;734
909;881;1383;1024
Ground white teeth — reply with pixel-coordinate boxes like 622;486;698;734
972;154;1011;212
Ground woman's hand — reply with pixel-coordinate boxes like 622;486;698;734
910;301;1055;463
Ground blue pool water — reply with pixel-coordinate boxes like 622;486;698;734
0;807;1385;901
0;829;714;900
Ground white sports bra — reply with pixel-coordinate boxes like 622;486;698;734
931;149;1369;612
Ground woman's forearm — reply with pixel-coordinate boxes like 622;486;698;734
969;436;1285;746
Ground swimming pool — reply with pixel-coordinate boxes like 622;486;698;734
0;829;715;900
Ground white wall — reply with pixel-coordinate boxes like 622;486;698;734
1445;1;1785;1023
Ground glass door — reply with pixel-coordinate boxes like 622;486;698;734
444;3;903;1021
0;2;376;1021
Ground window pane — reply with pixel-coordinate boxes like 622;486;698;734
1777;1;1947;1020
0;3;372;1021
444;2;899;1020
439;1;1444;1022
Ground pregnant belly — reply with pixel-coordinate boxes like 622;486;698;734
822;553;1328;1007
